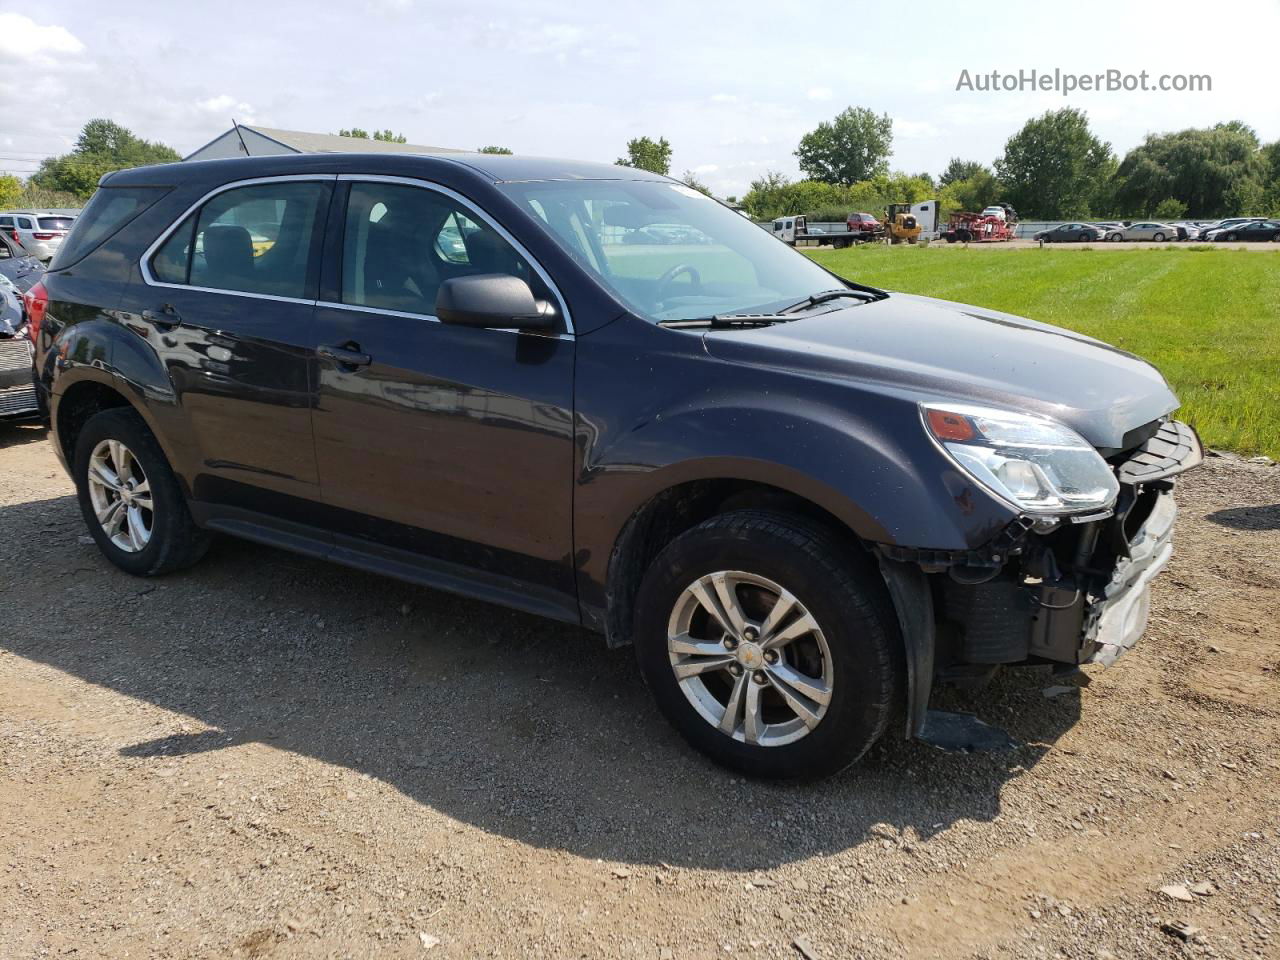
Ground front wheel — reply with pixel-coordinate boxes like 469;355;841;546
634;511;901;779
74;407;211;576
1109;233;1122;242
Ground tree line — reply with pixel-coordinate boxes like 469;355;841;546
740;106;1280;222
8;113;1278;224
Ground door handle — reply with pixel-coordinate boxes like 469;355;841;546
318;343;372;368
141;304;182;330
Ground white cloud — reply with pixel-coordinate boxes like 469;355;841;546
894;119;939;139
692;163;718;174
710;93;738;103
196;95;258;125
0;13;84;63
806;86;833;101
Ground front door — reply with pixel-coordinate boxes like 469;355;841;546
118;177;332;511
309;177;577;616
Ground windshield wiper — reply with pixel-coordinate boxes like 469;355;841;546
658;314;794;329
778;288;882;314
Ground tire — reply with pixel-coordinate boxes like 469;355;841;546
633;510;901;779
1225;233;1237;242
73;407;211;577
1109;233;1122;242
1152;232;1165;242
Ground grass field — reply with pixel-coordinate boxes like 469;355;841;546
806;246;1280;458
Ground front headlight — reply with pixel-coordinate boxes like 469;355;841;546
922;403;1120;516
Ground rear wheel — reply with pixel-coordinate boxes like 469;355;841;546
1152;232;1166;242
634;511;901;779
74;408;211;576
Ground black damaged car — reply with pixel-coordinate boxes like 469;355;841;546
31;153;1201;778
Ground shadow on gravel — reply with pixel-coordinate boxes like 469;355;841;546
0;422;49;451
1207;504;1280;531
2;494;1083;871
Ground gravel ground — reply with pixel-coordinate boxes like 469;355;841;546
2;424;1277;959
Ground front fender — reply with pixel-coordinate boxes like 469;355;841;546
572;384;1018;620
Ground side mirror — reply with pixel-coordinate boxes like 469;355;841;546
435;274;556;330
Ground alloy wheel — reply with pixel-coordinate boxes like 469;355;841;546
87;439;154;552
666;570;832;747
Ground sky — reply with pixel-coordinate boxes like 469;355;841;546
2;0;1278;198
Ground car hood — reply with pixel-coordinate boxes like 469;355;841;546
701;293;1178;449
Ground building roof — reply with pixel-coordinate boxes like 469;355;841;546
242;126;466;155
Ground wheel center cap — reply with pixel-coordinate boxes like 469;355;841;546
736;641;764;669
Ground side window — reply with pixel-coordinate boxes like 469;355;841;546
150;181;329;298
17;217;34;230
341;182;549;316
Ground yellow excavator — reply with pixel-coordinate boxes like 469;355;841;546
884;203;921;244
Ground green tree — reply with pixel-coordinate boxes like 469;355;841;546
995;108;1113;218
1262;141;1280;215
939;158;989;186
30;119;180;201
337;128;407;143
477;145;513;154
939;169;1002;217
0;174;21;209
1152;198;1188;221
794;107;893;186
741;170;934;221
616;136;672;175
1113;123;1267;218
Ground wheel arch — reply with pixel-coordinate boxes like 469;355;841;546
599;465;884;650
52;371;180;489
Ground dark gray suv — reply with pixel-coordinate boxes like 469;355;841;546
31;152;1201;778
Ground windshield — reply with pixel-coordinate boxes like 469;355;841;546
498;179;846;322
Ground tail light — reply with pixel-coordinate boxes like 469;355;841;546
32;232;55;241
9;230;18;244
23;280;48;344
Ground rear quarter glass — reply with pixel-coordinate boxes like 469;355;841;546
49;187;170;270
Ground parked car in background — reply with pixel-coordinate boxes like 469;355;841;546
33;152;1202;779
1196;218;1264;241
1211;219;1280;242
1034;223;1102;242
0;278;38;421
1171;223;1200;241
845;211;881;237
0;232;47;295
1105;222;1176;242
0;209;77;261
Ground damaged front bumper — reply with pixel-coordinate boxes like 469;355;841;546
881;419;1202;740
1085;490;1175;666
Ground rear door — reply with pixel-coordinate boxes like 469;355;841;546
119;176;333;511
308;176;577;614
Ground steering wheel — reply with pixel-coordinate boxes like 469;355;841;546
655;263;702;302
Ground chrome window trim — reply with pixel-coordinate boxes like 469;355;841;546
139;174;337;305
324;173;574;335
136;172;576;337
